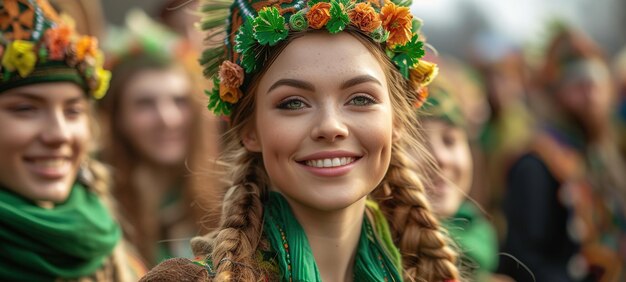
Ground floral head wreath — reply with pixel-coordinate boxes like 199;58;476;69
0;0;110;99
199;0;439;116
102;9;191;71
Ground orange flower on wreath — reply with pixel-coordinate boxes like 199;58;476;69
380;1;413;46
306;2;332;29
45;23;73;60
74;36;98;61
219;83;243;104
349;2;381;33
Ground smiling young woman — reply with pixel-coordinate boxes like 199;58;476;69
0;1;143;280
140;0;460;281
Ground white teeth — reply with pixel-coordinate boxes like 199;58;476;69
305;157;356;168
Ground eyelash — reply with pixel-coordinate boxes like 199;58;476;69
276;93;378;110
347;94;378;106
277;97;309;110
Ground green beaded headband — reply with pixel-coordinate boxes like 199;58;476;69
199;0;438;116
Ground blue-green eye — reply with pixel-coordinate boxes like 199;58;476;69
277;99;308;110
348;95;376;106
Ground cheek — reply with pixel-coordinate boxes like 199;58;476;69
257;113;307;156
122;111;156;145
71;118;91;156
453;144;473;191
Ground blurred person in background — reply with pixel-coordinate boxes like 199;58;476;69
419;78;512;282
0;0;143;280
471;33;536;242
499;26;626;282
98;10;217;267
613;47;626;160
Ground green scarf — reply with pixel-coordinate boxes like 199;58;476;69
263;192;403;282
0;182;121;281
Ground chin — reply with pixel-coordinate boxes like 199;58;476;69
27;179;74;203
288;185;370;212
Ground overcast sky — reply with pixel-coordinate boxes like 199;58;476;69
102;0;626;59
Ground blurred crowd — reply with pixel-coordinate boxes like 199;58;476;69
1;0;625;281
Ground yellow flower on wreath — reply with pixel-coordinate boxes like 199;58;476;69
93;67;111;100
1;40;37;77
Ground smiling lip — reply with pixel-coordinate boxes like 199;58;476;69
23;156;72;180
296;150;362;177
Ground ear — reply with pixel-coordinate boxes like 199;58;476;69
241;124;262;152
392;126;403;142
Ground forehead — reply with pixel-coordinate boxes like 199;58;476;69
123;68;191;98
260;32;387;86
0;82;85;102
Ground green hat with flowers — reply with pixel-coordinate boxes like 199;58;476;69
199;0;439;116
421;80;465;128
0;0;110;99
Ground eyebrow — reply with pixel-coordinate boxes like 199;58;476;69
267;74;382;93
268;79;315;93
5;92;85;104
340;75;382;90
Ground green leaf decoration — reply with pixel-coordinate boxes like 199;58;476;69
206;75;232;116
253;7;289;46
289;11;309;31
3;69;10;82
390;34;424;78
371;26;390;43
326;1;350;34
235;19;259;73
38;47;48;64
412;18;423;33
307;0;329;7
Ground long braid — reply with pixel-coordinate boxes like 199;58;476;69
191;142;269;281
373;141;460;281
358;32;460;280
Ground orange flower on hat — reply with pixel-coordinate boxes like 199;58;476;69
218;60;244;88
219;83;243;104
380;1;413;46
349;2;381;33
75;36;98;61
306;2;332;29
45;23;73;60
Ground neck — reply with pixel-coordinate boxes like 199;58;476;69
134;162;181;194
286;197;366;282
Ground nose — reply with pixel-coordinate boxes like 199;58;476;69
156;99;185;129
311;107;349;142
40;110;72;146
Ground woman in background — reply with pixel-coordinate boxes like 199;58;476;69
98;11;217;266
499;26;626;282
0;0;143;280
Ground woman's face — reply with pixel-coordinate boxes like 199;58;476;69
0;82;90;204
422;120;472;218
556;59;613;127
244;33;394;212
119;67;193;166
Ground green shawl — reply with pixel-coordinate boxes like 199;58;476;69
263;192;403;282
0;182;121;281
